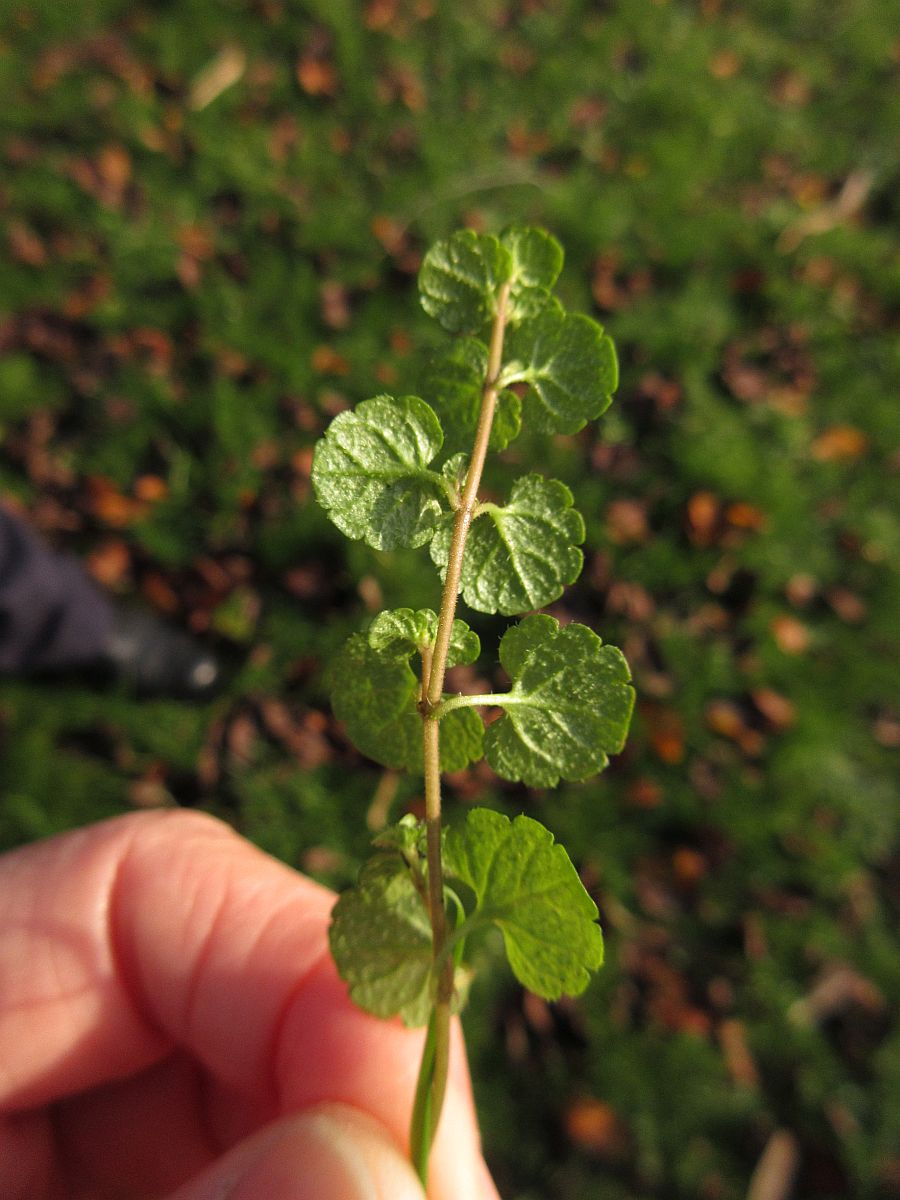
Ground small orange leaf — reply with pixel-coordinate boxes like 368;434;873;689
709;50;740;79
725;501;767;531
8;220;47;267
705;699;745;740
371;214;407;254
771;614;810;654
311;345;350;375
506;121;550;157
374;361;399;385
673;847;707;887
176;224;215;260
647;708;685;764
687;491;720;545
738;729;766;758
786;572;817;606
141;570;179;614
605;498;649;545
134;474;168;503
296;56;338;96
86;477;146;528
62;273;112;318
826;586;868;623
389;327;413;355
564;1097;622;1156
627;777;663;809
718;1018;760;1088
319;280;352;330
87;538;131;588
811;425;869;461
751;688;796;730
97;144;132;191
364;0;398;30
290;447;314;478
771;70;811;106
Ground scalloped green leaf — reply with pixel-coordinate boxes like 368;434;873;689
501;305;619;434
501;226;563;290
311;395;449;550
444;808;604;999
501;226;564;323
435;700;486;771
483;615;634;786
446;622;481;667
430;475;585;616
329;852;434;1026
418;230;512;334
422;338;521;455
368;608;435;659
372;813;428;858
441;451;469;494
329;633;483;772
368;607;480;667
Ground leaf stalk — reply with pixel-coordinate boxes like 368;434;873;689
434;691;516;717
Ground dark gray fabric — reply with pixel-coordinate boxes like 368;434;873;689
0;507;114;674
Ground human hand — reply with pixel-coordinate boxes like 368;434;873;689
0;810;501;1199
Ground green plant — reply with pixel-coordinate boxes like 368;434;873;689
311;226;635;1185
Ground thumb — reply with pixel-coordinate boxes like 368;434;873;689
167;1103;426;1200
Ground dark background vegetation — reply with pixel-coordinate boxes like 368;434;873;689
1;2;898;1197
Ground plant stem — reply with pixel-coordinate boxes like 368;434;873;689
409;1011;438;1182
422;714;449;982
426;282;511;709
413;281;511;1179
415;683;454;1184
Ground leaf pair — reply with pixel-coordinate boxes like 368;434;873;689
331;610;634;788
421;306;619;463
418;228;617;452
418;226;564;334
311;395;587;615
330;808;605;1027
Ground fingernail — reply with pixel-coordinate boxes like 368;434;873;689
220;1104;424;1200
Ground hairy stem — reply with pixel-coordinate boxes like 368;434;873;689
426;283;511;708
409;1011;437;1182
413;282;511;1178
434;691;516;716
422;717;448;975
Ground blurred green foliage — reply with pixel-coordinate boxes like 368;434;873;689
1;1;898;1197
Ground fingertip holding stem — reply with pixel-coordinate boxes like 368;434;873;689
170;1104;424;1200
